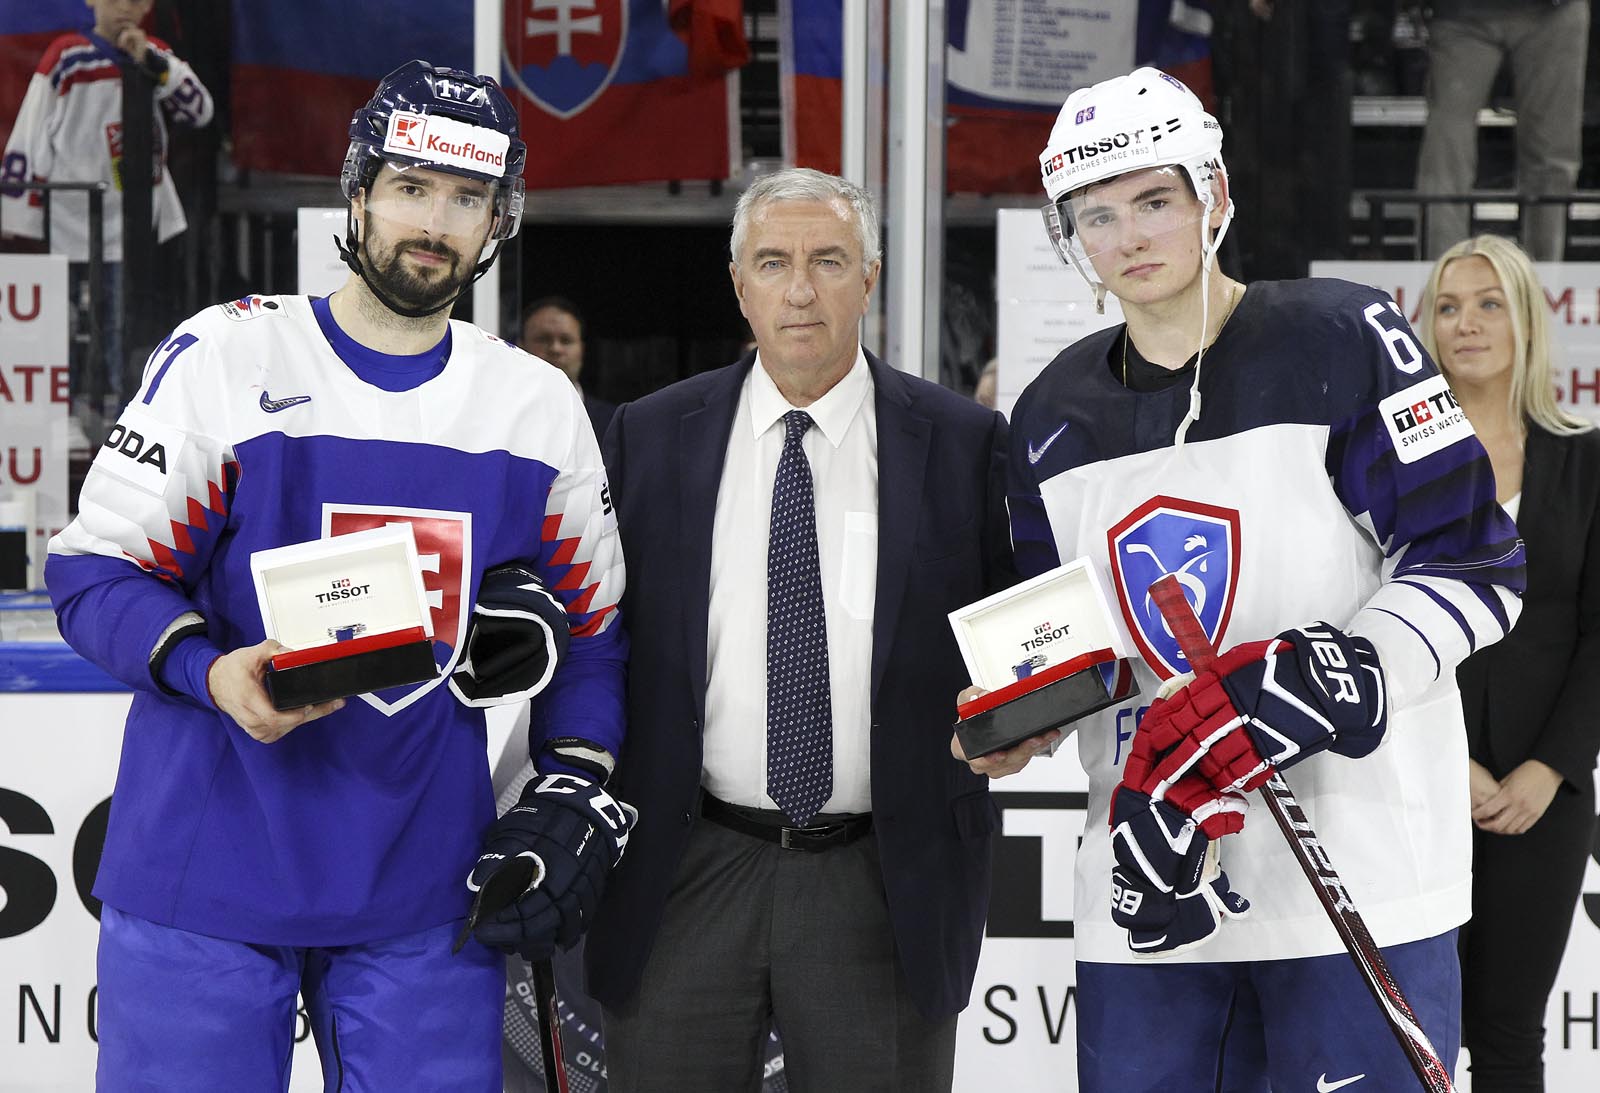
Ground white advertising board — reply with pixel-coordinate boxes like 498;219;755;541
5;692;1597;1090
296;208;350;299
1314;260;1600;426
0;255;69;588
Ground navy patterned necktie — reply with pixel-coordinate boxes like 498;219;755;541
766;409;833;826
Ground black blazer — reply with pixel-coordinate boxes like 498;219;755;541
585;350;1016;1020
1457;423;1600;788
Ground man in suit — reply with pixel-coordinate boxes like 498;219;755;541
522;295;616;438
586;167;1015;1092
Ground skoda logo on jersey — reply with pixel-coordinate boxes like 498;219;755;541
501;0;627;120
1107;495;1241;679
325;505;474;716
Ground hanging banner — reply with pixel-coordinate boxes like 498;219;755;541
503;0;739;188
780;1;1211;194
231;0;740;188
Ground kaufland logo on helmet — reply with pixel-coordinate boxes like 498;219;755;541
388;114;425;152
423;131;504;169
382;111;509;175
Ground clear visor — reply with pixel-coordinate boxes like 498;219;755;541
1043;166;1206;263
363;163;498;238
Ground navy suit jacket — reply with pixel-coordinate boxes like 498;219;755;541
585;350;1016;1019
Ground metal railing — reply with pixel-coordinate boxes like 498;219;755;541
1352;190;1600;259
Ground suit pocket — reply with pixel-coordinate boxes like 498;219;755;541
839;510;878;619
951;789;1000;841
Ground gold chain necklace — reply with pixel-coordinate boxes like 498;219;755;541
1123;282;1243;387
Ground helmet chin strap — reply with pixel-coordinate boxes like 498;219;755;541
333;205;501;321
1174;218;1219;451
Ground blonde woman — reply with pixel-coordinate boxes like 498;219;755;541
1421;234;1600;1093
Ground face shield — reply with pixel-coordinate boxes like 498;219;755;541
362;161;499;240
1041;165;1207;269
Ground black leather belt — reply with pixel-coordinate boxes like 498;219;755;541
700;792;873;852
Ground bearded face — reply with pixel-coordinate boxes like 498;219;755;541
356;163;496;316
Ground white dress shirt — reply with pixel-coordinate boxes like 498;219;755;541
702;349;878;813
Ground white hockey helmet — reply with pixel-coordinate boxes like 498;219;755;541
1039;68;1232;300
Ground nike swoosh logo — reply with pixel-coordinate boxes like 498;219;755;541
1027;421;1069;464
1317;1074;1366;1092
260;391;312;413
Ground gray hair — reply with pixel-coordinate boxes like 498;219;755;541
730;167;882;267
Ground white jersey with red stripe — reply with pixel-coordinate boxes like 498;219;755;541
45;294;626;945
0;32;213;261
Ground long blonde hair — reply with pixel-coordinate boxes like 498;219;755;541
1418;234;1591;436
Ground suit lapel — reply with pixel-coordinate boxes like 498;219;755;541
679;360;750;723
1519;425;1564;555
869;353;931;702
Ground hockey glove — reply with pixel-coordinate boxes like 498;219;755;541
449;564;570;707
1109;785;1250;956
465;773;637;961
1136;623;1387;796
1121;715;1249;839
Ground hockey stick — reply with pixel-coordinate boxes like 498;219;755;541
453;857;571;1093
1147;575;1455;1093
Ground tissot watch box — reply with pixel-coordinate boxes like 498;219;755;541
949;556;1140;759
250;525;439;710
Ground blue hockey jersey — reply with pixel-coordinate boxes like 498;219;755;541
46;294;626;945
1010;278;1525;964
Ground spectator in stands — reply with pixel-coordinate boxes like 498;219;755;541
1414;0;1589;260
523;295;616;439
1420;233;1600;1091
0;0;213;419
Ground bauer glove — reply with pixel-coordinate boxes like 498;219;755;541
1134;622;1387;796
1109;785;1250;956
462;773;637;961
449;564;570;707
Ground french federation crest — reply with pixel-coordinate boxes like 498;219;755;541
1107;495;1241;679
502;0;627;120
325;505;473;715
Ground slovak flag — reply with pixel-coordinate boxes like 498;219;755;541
230;0;745;189
505;0;743;188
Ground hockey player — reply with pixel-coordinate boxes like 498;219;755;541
0;0;214;413
958;69;1525;1089
45;60;631;1091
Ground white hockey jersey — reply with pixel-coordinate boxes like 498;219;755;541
1009;279;1525;965
46;294;626;945
0;32;212;261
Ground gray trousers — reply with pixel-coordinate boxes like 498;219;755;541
1415;1;1590;260
602;816;957;1093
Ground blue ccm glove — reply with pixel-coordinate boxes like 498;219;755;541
464;773;637;961
1109;785;1250;956
1137;622;1388;796
449;564;571;707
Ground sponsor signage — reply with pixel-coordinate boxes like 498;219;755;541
0;255;68;589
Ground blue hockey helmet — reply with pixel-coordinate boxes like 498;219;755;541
342;59;526;241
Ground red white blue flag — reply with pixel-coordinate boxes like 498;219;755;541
232;0;743;189
781;1;1213;195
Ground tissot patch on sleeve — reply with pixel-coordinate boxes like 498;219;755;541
1379;374;1473;464
91;408;188;495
